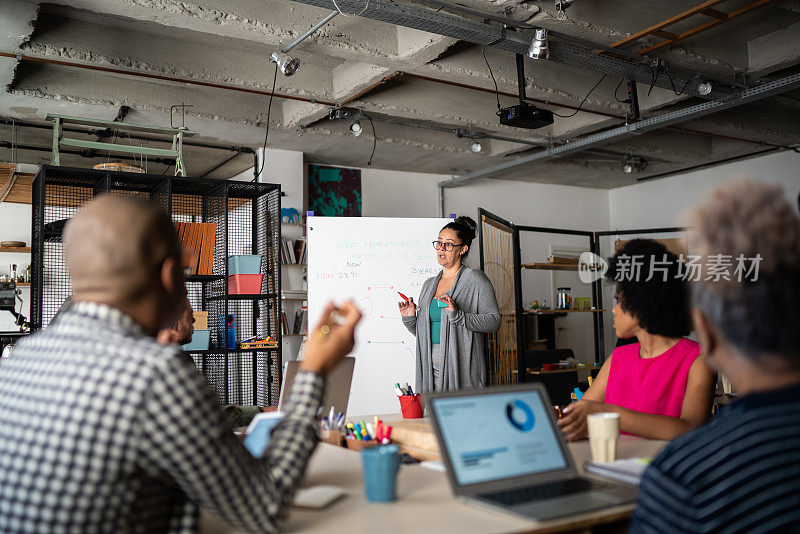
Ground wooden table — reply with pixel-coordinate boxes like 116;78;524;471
200;436;666;534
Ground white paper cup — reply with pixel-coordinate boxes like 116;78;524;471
587;412;620;463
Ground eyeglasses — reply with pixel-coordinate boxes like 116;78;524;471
432;241;463;252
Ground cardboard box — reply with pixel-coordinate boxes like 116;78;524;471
193;311;208;331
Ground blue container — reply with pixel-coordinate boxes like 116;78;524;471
228;255;262;275
361;445;401;503
182;329;210;351
217;314;236;349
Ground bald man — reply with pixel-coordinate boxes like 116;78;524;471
0;194;360;533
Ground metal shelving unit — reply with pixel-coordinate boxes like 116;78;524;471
479;207;683;384
31;165;282;406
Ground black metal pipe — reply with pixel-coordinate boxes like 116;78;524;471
199;150;242;178
516;224;593;237
515;53;526;106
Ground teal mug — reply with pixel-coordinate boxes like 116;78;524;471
361;444;401;502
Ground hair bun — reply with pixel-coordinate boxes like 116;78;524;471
455;215;477;240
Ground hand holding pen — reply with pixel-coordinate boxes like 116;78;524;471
398;292;417;317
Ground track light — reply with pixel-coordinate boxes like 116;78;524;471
697;81;712;96
528;28;549;60
270;49;300;76
621;155;648;174
349;120;363;137
470;141;482;153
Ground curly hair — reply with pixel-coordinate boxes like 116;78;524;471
441;215;477;259
606;238;693;338
684;180;800;364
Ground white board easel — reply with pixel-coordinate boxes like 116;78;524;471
307;216;451;416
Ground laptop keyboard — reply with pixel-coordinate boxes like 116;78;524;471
481;478;607;506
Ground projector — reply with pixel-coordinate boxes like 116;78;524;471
498;103;554;129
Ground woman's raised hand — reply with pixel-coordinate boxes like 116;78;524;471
399;297;416;317
437;294;457;312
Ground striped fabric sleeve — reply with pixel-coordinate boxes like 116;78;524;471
630;461;698;533
135;354;323;533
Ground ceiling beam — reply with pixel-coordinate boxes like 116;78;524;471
439;71;800;187
286;0;738;99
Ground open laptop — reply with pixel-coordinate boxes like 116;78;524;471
278;357;356;417
428;383;638;522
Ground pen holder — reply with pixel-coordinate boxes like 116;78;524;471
320;429;344;447
345;437;379;451
398;394;423;419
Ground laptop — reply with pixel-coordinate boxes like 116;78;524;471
278;357;356;417
427;383;639;522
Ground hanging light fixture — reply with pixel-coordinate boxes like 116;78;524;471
349;120;363;137
697;81;712;96
621;155;648;174
528;28;549;60
270;50;300;76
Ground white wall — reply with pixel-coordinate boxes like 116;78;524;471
609;150;800;229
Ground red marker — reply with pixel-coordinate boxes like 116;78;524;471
398;292;410;301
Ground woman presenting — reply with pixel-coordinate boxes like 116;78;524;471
399;216;501;393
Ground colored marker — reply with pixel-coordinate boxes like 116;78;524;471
405;383;414;396
384;426;392;440
398;292;409;301
394;383;405;396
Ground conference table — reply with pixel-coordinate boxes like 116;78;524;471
200;431;666;534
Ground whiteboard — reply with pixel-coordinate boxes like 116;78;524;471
307;216;451;416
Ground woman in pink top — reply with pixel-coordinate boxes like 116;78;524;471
559;239;715;441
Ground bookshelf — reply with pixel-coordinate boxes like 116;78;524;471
31;165;282;406
280;221;307;365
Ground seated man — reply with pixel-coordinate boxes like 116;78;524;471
156;296;195;346
631;181;800;533
157;297;274;427
0;195;362;533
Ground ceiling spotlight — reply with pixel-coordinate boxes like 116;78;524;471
269;49;300;76
621;155;648;174
349;120;363;137
528;28;549;60
470;141;482;153
697;81;712;96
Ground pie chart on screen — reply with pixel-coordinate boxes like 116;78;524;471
506;399;535;431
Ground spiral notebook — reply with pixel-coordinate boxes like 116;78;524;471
585;457;652;486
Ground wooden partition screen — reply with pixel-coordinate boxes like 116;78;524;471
480;213;518;386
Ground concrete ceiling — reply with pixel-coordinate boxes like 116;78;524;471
1;0;800;187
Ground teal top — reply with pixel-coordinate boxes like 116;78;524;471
430;292;449;344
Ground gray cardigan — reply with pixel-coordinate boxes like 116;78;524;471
402;266;501;393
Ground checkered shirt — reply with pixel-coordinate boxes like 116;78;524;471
0;302;323;533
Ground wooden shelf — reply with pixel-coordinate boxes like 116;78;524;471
281;222;305;227
282;334;306;338
522;262;578;271
521;262;603;271
524;309;607;314
527;365;600;375
0;247;31;253
16;282;30;287
281;263;306;267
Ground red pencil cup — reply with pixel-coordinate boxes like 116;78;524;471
398;394;424;419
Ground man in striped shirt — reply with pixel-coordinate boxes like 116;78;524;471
631;181;800;533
